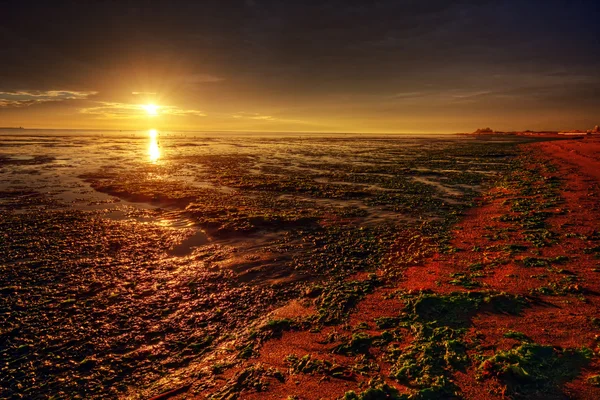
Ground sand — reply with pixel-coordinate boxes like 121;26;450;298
197;136;600;399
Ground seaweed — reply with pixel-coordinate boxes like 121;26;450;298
401;291;526;327
503;330;532;342
448;273;482;289
285;354;352;379
387;323;466;397
312;275;381;325
343;381;408;400
0;134;534;399
588;375;600;387
209;366;284;398
379;291;527;397
331;332;374;356
478;344;592;397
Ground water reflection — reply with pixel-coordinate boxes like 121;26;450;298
148;129;160;163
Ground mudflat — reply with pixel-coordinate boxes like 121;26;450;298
2;133;599;399
193;136;600;399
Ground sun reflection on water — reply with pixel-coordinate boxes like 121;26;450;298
148;129;160;163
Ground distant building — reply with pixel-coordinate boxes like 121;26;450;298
473;127;494;134
558;130;587;135
559;125;600;135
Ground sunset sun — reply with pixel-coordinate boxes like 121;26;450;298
142;104;159;116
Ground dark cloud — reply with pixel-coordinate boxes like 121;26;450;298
2;1;598;85
0;0;598;130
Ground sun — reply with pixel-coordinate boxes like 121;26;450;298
142;104;159;116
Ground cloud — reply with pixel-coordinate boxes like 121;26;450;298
165;107;207;117
231;111;306;124
232;112;275;121
386;89;493;103
388;91;432;100
132;91;157;96
0;90;96;107
79;102;205;119
181;73;224;84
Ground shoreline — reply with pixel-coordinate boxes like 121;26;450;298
174;136;600;399
3;135;597;399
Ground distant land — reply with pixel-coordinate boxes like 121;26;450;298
468;125;600;136
1;126;599;136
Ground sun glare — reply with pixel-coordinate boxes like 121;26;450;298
142;104;159;116
148;129;160;162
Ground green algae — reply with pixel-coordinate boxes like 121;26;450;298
478;344;592;396
0;135;543;399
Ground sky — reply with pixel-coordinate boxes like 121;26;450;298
0;0;599;133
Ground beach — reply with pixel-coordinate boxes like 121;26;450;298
1;132;599;399
197;136;600;399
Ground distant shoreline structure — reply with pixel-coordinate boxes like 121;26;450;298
0;126;598;136
466;125;600;136
557;125;600;135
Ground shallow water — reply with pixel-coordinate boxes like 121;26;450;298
0;129;530;398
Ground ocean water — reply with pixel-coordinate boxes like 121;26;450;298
0;129;505;212
0;129;525;398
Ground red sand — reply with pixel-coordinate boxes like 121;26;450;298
185;137;600;399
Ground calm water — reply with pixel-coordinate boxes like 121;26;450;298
0;129;494;213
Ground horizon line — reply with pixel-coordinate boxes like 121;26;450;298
0;127;473;135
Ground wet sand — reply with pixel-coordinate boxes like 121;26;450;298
184;136;600;399
1;132;590;399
